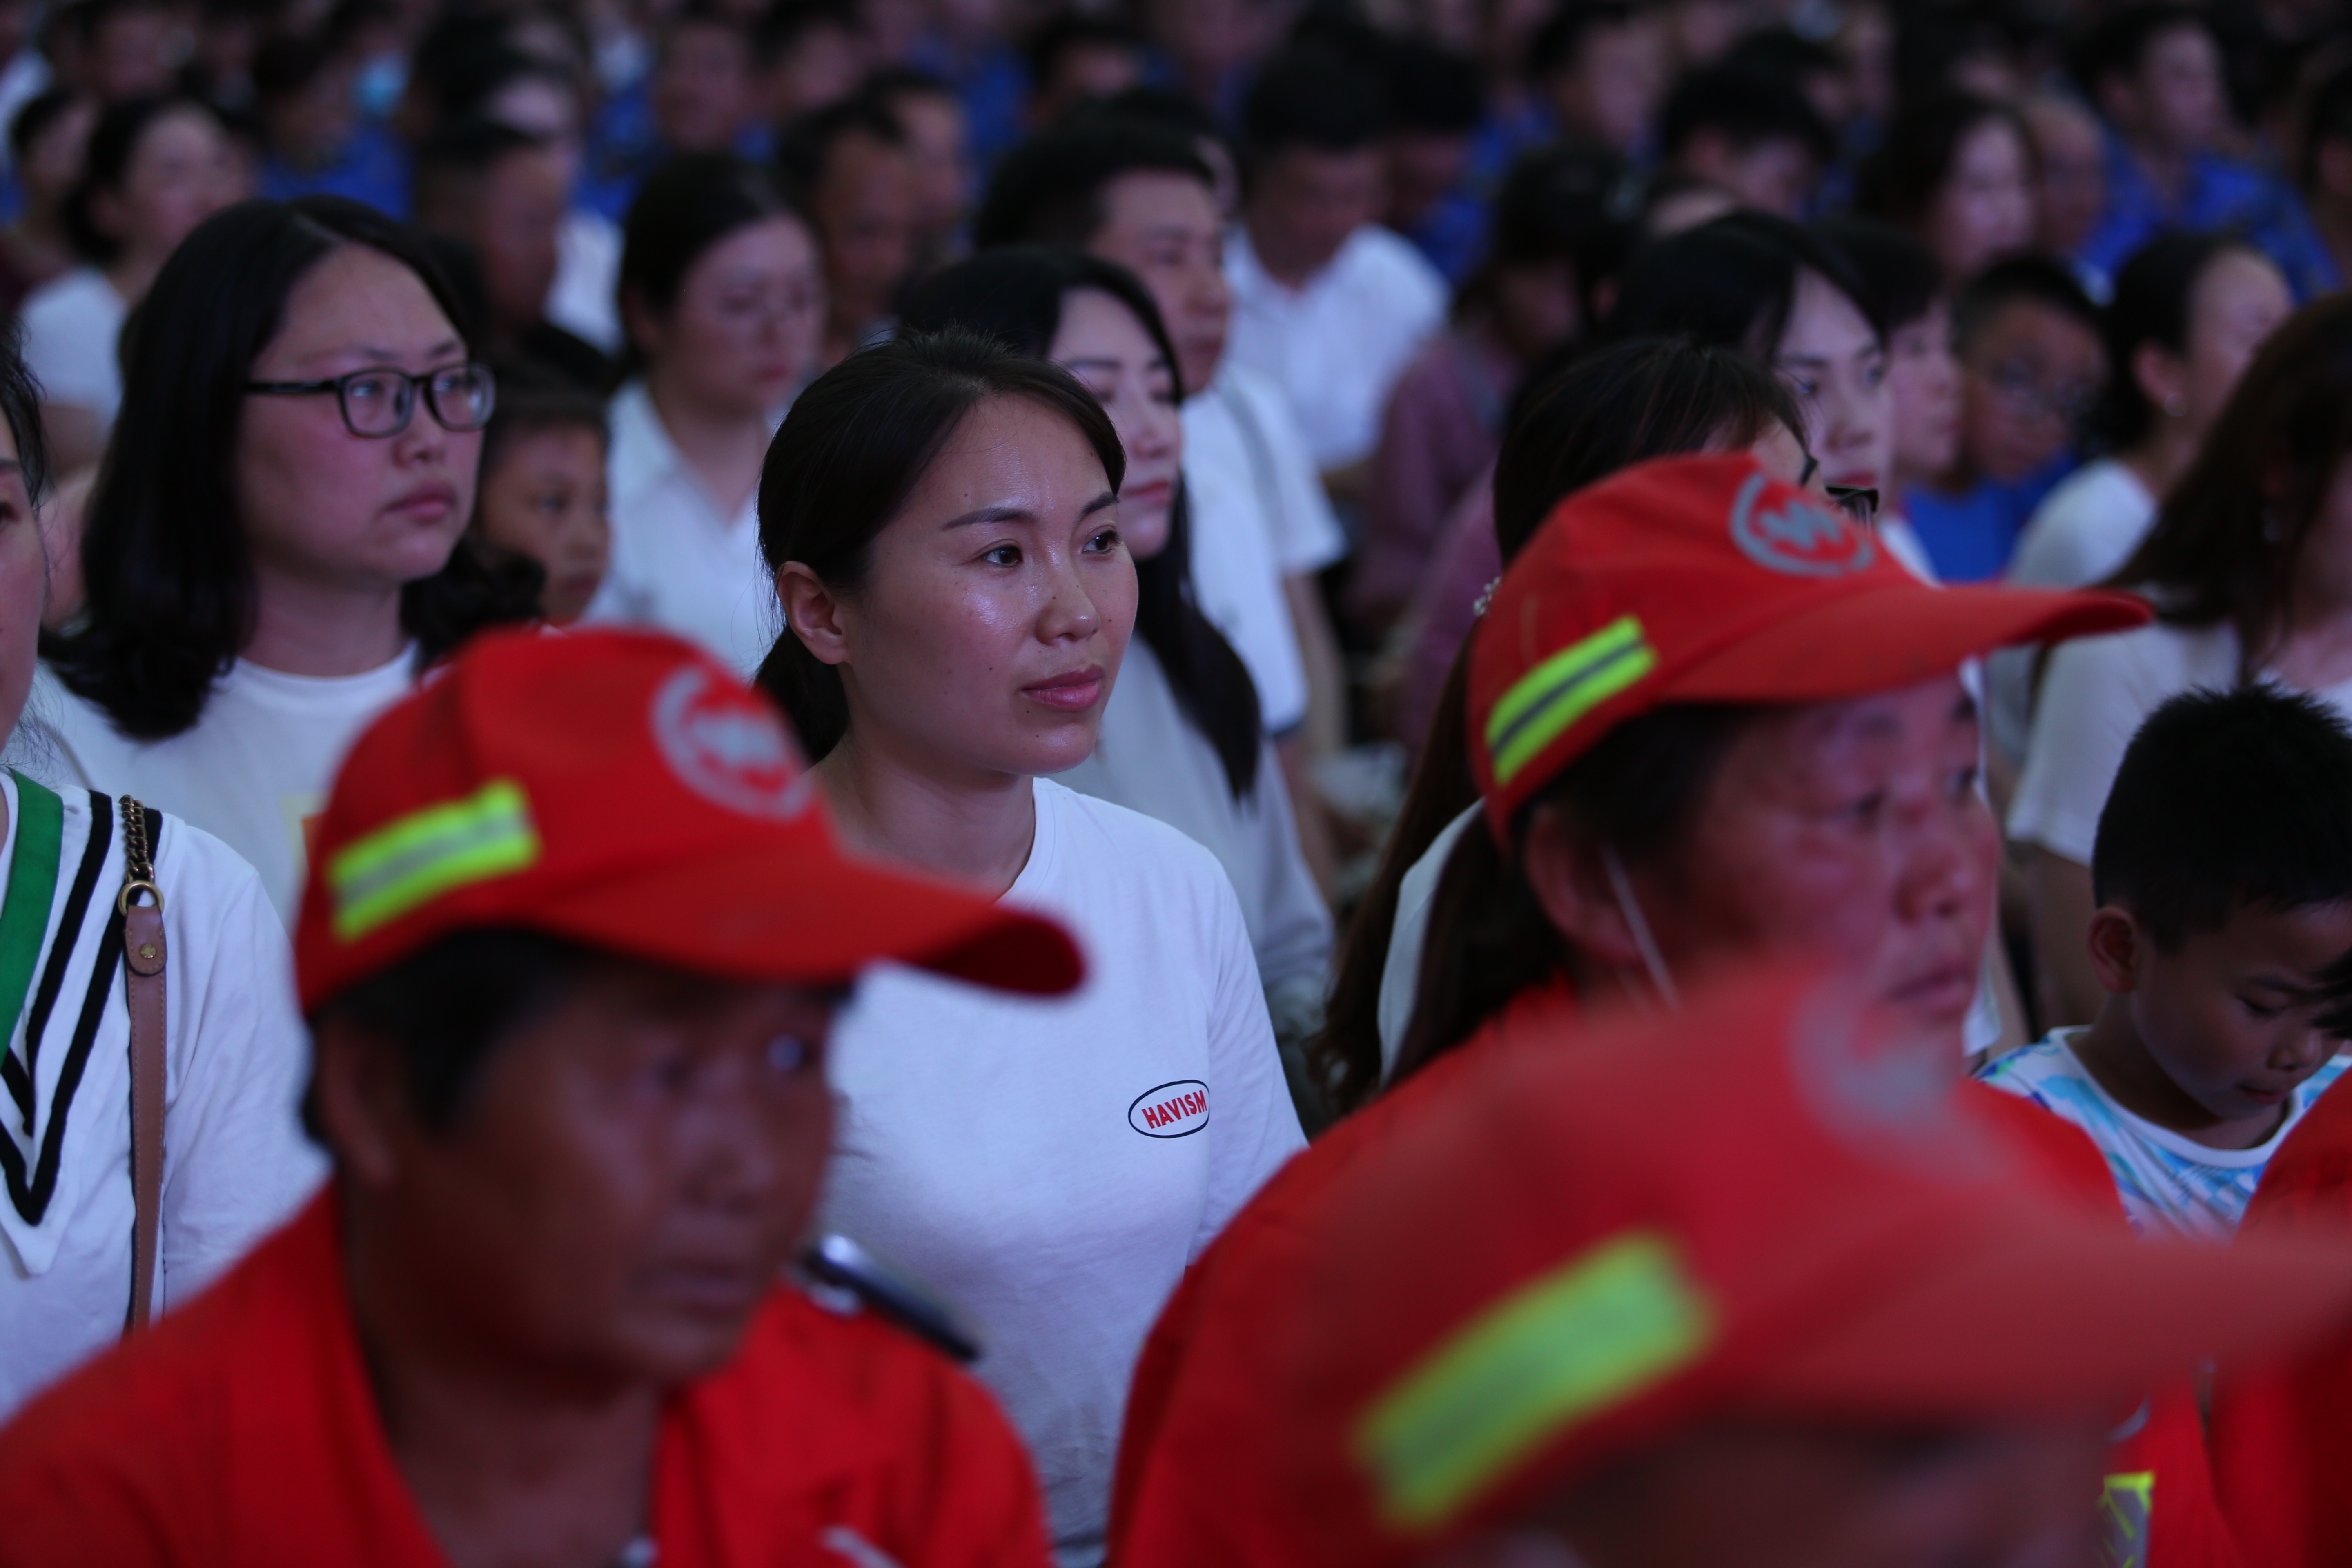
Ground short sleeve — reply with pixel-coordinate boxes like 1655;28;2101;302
1233;374;1348;577
2007;625;2204;866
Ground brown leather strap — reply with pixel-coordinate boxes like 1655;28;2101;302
120;798;165;1336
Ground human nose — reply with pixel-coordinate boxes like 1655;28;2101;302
1893;788;1993;928
1035;543;1107;644
2274;1022;2335;1077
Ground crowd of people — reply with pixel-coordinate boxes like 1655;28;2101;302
4;0;2352;1562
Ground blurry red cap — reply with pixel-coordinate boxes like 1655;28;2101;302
1467;453;2150;829
294;626;1082;1011
1189;966;2352;1563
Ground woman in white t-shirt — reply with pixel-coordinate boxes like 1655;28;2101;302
20;94;239;473
585;154;826;675
0;320;323;1421
760;330;1305;1566
31;196;539;924
2014;293;2352;1027
898;248;1334;1051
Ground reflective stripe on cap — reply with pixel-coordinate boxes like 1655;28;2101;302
1485;616;1658;791
328;778;540;941
1354;1230;1714;1530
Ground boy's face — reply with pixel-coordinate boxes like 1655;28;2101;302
476;424;611;626
2126;901;2352;1131
1091;169;1231;396
1956;297;2103;484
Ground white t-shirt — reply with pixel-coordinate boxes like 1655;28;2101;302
819;778;1305;1567
20;266;127;428
0;772;325;1420
1989;461;2158;766
585;381;779;679
1181;361;1348;734
547;208;623;353
1055;639;1332;1034
1222;224;1449;474
22;649;419;926
1976;1029;2349;1240
2009;618;2352;866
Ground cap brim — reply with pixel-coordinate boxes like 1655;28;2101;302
1740;1213;2352;1421
1668;583;2149;705
513;833;1083;997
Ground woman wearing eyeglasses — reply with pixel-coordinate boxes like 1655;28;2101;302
32;196;535;926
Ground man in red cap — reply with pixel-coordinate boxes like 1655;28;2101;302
1123;962;2352;1568
1111;453;2247;1564
0;627;1082;1568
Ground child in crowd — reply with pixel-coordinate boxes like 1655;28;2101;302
1903;256;2104;581
467;361;610;627
1979;686;2352;1239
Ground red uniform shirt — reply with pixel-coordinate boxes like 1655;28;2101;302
2209;1075;2352;1568
1109;987;2245;1568
0;1194;1052;1568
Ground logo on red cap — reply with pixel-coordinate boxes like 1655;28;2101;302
651;666;812;820
1729;472;1876;578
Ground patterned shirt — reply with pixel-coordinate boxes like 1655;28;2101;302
1975;1029;2349;1241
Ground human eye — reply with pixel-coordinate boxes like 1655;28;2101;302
1946;763;1980;802
982;542;1023;566
345;372;395;407
2240;995;2288;1020
767;1032;823;1077
1840;789;1887;828
1082;525;1123;555
534;487;568;515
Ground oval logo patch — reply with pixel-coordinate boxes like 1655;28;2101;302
1728;471;1876;577
650;665;812;819
1129;1080;1210;1138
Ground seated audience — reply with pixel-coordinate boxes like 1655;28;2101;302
1352;141;1620;638
0;626;1079;1566
466;360;610;626
1983;687;2352;1238
31;196;534;923
1904;257;2105;582
410;120;608;390
2013;295;2352;1029
0;321;321;1424
22;93;239;472
1223;46;1449;490
778;94;918;365
0;89;94;317
1524;1;1668;162
1653;62;1834;220
1856;91;2035;287
900;248;1334;1057
252;31;408;218
759;330;1305;1566
588;154;823;677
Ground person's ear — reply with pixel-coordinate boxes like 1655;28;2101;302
2084;904;2146;997
775;560;851;667
1521;805;1647;970
309;1013;413;1191
2132;339;2185;423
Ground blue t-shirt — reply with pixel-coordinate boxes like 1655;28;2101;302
1900;452;2074;584
1975;1029;2350;1240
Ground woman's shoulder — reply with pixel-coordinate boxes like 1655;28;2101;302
1033;777;1232;895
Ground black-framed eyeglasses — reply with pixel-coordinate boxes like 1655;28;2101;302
1826;484;1881;530
244;361;497;439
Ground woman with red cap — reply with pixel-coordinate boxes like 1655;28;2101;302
0;626;1080;1566
757;330;1305;1567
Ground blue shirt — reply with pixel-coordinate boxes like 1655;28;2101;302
1900;452;2075;584
261;120;411;218
2080;130;2321;290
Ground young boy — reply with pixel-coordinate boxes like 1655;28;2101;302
468;362;611;626
1977;685;2352;1239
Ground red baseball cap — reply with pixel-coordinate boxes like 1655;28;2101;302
1467;452;2152;829
293;626;1082;1011
1155;966;2352;1565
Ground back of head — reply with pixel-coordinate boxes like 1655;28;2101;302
1657;64;1832;167
2098;231;2251;449
752;330;1124;759
2095;687;2352;982
1818;217;1944;336
1241;45;1392;167
973;118;1213;250
1951;252;2098;351
1609;210;1883;359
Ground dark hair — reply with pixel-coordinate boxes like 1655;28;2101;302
433;44;580;129
973;119;1214;250
1722;26;1843;82
250;30;338;105
617;152;803;379
2111;294;2352;673
1657;64;1833;167
1026;13;1145;94
64;94;214;265
1241;47;1391;166
476;354;608;479
2094;688;2352;1031
0;319;54;508
1088;83;1225;149
899;249;1261;796
1310;338;1797;1109
754;0;858;65
1894;1;2038;102
2301;60;2352;191
2097;231;2266;448
1610;210;1887;361
2071;2;2213;101
43;196;539;740
1818;218;1945;336
752;330;1127;758
1527;1;1640;80
1855;91;2031;233
412;116;545;218
308;927;591;1135
9;86;83;165
1468;139;1624;310
774;91;907;202
1390;46;1483;137
1951;253;2100;350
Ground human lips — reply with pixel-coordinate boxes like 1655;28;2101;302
384;480;460;523
1886;958;1977;1019
1124;476;1174;510
1023;666;1106;712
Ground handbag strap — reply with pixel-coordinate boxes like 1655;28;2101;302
118;795;165;1336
